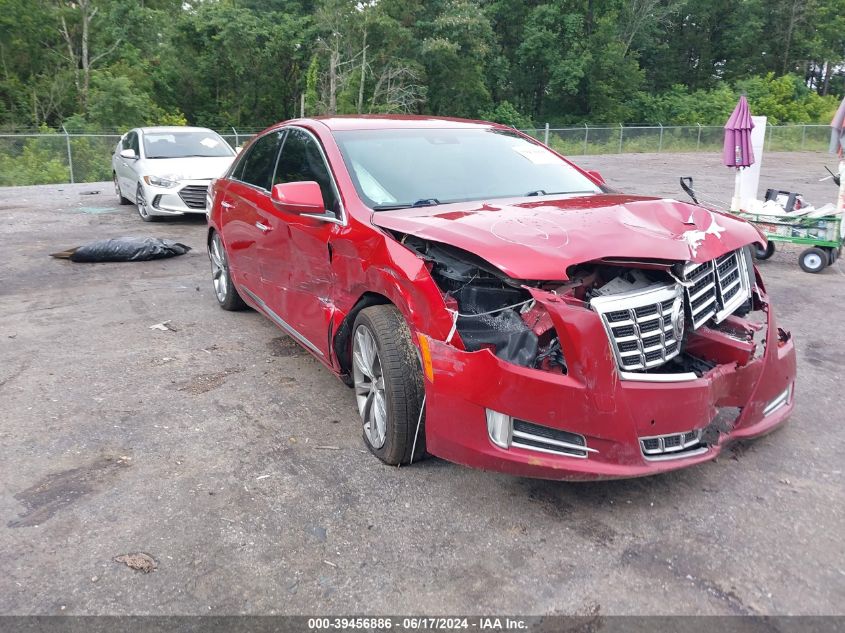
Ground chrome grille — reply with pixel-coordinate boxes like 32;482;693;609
713;249;751;322
591;283;684;371
178;184;209;210
684;248;751;329
640;429;707;461
683;260;718;328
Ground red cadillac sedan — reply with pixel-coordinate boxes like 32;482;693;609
206;116;796;480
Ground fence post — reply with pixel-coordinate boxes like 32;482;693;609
583;123;589;155
61;125;74;184
697;123;702;151
543;123;549;146
766;123;773;152
619;124;624;153
658;123;664;152
232;126;239;149
801;124;806;150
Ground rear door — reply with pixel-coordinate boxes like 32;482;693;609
219;130;284;296
258;127;345;360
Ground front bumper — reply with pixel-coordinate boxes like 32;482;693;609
422;296;796;481
144;179;210;216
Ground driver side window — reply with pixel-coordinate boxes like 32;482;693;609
124;132;139;156
274;128;341;217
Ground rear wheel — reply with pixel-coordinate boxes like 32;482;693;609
114;173;131;205
799;247;827;273
825;247;838;265
209;231;247;311
352;305;425;465
753;241;775;260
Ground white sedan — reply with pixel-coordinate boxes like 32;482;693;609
112;126;236;222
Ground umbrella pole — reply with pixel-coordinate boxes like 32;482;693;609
731;167;742;211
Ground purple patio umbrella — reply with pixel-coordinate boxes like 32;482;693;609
724;95;755;210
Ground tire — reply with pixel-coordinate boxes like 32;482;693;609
826;247;838;265
209;231;247;311
753;241;775;260
352;305;425;465
114;173;132;205
799;247;827;273
136;184;158;222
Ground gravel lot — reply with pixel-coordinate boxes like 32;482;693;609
1;152;843;616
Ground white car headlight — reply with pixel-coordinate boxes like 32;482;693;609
143;175;181;188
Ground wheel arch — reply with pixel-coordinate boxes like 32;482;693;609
333;291;395;382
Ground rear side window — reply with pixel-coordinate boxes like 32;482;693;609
274;128;340;215
239;131;284;191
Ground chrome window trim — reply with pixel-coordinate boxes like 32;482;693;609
230;126;348;227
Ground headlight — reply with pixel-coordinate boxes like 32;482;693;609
143;175;181;188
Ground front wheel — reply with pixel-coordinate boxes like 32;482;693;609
799;247;827;273
352;305;425;465
136;184;158;222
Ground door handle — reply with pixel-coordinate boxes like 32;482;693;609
255;221;272;233
220;200;235;209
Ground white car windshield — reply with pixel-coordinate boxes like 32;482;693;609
332;128;601;210
143;131;234;159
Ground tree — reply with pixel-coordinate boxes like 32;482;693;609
56;0;122;111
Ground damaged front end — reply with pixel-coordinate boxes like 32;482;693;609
398;235;567;373
397;232;796;480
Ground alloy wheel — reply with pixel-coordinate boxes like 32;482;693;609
136;185;150;219
352;324;387;449
209;233;228;303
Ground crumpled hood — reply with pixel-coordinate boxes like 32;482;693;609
372;194;763;280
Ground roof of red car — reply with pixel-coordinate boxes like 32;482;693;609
305;115;500;131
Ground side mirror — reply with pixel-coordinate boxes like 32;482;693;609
120;148;137;160
586;170;605;184
271;181;325;214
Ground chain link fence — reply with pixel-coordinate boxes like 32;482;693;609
0;124;834;187
0;127;265;187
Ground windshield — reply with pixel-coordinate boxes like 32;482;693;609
332;128;600;209
143;131;234;159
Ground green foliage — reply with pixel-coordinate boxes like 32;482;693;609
0;132;69;186
305;56;320;116
736;73;837;125
479;101;533;128
1;0;844;185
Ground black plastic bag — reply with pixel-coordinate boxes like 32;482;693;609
51;237;192;262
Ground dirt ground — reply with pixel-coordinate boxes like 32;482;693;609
1;151;843;615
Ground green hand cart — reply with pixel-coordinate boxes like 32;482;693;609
735;211;843;273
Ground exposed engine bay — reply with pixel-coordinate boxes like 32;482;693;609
400;233;777;380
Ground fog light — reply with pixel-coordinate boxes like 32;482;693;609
763;384;792;417
486;409;512;448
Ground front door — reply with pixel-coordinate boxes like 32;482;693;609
117;131;140;194
257;127;344;360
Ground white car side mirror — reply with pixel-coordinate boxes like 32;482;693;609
120;148;137;160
